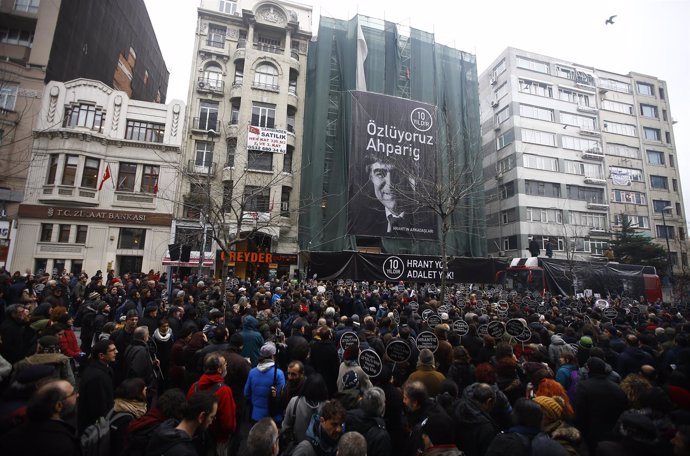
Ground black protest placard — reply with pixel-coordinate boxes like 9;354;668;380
487;321;506;338
416;331;439;353
359;349;382;378
340;332;360;350
386;340;411;363
506;319;526;337
452;319;469;336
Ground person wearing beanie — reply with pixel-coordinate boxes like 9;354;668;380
533;395;587;456
576;336;593;366
13;334;75;386
408;349;446;397
337;346;373;393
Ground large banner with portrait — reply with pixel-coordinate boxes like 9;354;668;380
348;91;438;239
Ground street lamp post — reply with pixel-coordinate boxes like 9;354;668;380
661;205;673;282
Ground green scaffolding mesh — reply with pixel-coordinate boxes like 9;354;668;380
299;15;485;256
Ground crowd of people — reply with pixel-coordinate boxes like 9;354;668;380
0;265;689;456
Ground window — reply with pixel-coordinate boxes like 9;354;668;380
230;101;240;125
502;235;518;251
609;166;643;183
523;154;558;171
496;130;514;150
569;211;607;229
656;225;674;239
283;147;293;173
499;181;515;199
125;120;165;143
118;228;146;249
518;79;553;98
117;163;137;192
607;143;639;159
287;107;296;133
677;203;683;218
202;63;223;89
288;77;297;95
604;121;636;137
566;185;604;202
643;127;661;141
525;180;561;198
600;99;633;115
207;24;226;48
75;225;87;244
222;181;233;212
519;104;553;122
669;154;675;168
40;224;53;242
555;65;575;80
58;224;70;243
497;155;515;174
493;59;507;76
0;27;34;47
614;214;650;229
243;185;271;212
195;141;214;167
526;207;563;224
81;158;100;189
637;82;655;96
141;165;159;194
653;200;672;214
226;138;236;167
63;103;105;132
561;136;599;152
611;190;646;204
521;129;555;146
234;60;244;85
281;186;291;217
665;131;672;144
599;79;631;93
0;83;18;110
564;160;602;178
516;56;549;73
558;88;590;106
662;109;668;121
46;154;58;184
198;100;219;131
660;87;666;100
647;150;665;165
13;0;39;13
640;104;658;118
253;63;279;90
560;112;596;130
247;150;272;171
494;82;509;100
219;0;237;14
495;106;510;124
61;155;78;186
251;103;276;128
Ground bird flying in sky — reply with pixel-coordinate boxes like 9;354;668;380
605;15;617;25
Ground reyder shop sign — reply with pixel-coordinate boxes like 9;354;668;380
18;204;172;226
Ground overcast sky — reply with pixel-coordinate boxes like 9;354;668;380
144;0;690;217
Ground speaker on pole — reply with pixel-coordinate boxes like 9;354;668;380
168;243;181;261
180;245;192;262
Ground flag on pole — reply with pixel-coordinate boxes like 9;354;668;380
98;164;112;191
356;20;368;91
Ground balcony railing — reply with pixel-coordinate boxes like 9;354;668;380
253;42;283;55
290;49;299;60
252;82;280;92
191;118;220;132
237;39;246;49
196;78;224;92
187;160;217;176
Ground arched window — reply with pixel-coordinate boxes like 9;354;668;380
203;63;223;89
253;63;279;90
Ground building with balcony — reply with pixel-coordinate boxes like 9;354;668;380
480;47;687;273
173;0;311;279
11;79;184;276
0;0;169;269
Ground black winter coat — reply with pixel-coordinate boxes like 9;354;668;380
77;360;114;432
574;374;628;453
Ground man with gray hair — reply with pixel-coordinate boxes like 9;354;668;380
123;325;159;394
345;386;391;456
337;432;367;456
247;417;280;456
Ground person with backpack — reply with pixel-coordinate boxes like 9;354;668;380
344;387;392;456
245;342;286;423
145;391;218;456
187;351;237;456
292;400;347;456
485;397;568;456
123;388;187;456
78;339;117;433
107;377;148;456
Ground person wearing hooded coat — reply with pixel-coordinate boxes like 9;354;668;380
244;342;285;423
453;382;501;456
548;334;573;369
345;386;392;456
240;314;265;367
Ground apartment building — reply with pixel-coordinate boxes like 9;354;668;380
480;47;686;273
173;0;311;279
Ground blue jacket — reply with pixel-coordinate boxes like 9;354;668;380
244;361;285;422
240;315;265;366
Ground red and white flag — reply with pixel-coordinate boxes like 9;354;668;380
98;164;112;191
